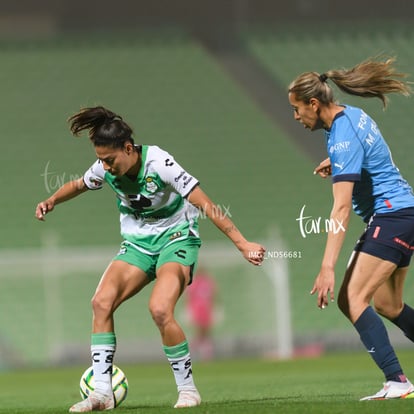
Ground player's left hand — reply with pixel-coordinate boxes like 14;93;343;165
310;267;335;309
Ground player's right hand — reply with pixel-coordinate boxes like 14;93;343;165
35;200;54;221
313;157;332;178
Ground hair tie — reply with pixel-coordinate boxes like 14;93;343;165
319;73;328;83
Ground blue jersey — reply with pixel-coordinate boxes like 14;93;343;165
325;105;414;222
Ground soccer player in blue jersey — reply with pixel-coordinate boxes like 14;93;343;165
35;106;265;412
288;57;414;400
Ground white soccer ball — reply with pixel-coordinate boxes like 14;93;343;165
79;364;129;407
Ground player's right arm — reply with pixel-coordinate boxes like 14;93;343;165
35;178;88;221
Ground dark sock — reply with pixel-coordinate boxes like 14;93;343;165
354;306;404;382
391;303;414;343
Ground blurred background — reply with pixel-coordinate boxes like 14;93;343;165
1;0;414;369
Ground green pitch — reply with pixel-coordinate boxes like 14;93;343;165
1;350;414;413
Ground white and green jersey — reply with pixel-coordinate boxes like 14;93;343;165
83;145;200;254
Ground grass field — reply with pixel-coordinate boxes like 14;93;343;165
2;350;414;414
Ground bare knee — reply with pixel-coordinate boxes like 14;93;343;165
373;300;403;320
337;289;370;322
149;301;173;329
91;292;115;318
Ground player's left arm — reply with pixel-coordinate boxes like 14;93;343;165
187;186;265;266
35;178;88;221
310;180;354;308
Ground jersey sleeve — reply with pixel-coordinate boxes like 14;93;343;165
83;160;105;190
152;147;199;197
329;120;364;183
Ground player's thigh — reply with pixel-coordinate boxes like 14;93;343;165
149;237;201;312
150;239;200;310
150;262;191;314
157;238;200;287
94;260;150;311
342;252;397;321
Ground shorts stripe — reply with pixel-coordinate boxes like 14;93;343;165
393;237;414;250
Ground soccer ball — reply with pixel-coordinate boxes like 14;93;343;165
79;365;128;407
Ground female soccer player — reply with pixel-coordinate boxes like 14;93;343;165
35;106;265;412
288;57;414;400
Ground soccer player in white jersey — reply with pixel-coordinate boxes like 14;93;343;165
35;106;265;412
288;57;414;400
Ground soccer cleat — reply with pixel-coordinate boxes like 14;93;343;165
69;392;115;412
360;380;414;400
174;388;201;408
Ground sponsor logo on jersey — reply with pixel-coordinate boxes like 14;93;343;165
358;111;368;130
174;170;186;182
174;170;193;188
128;194;152;211
366;133;376;146
183;176;193;188
329;141;351;154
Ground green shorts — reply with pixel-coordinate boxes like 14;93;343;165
113;237;201;282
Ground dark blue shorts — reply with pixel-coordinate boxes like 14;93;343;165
354;207;414;267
